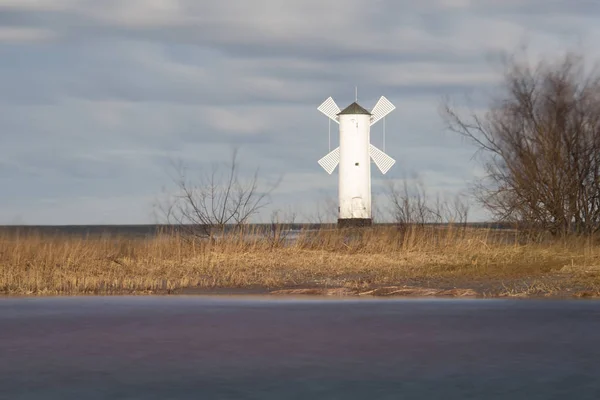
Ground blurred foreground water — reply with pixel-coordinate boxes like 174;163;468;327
1;296;600;399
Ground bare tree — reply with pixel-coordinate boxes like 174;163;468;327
432;192;470;227
303;191;338;225
442;49;600;236
267;207;298;247
371;192;385;224
385;175;469;228
386;176;433;227
155;149;280;237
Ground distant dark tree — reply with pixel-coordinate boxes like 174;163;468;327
442;50;600;236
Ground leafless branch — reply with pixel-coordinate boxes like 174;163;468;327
441;49;600;236
154;149;280;238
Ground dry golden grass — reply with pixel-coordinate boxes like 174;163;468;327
2;225;600;297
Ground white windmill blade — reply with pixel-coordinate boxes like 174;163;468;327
369;144;395;174
318;147;340;174
317;96;340;124
370;96;395;126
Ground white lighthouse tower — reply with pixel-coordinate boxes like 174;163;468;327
317;95;396;227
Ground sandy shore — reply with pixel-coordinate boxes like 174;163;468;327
173;276;600;299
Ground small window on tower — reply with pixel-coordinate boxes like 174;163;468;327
355;162;359;166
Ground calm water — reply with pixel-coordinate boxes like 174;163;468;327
1;297;600;399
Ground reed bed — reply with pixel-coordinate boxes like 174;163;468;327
2;225;600;296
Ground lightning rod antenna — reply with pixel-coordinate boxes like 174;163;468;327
383;116;386;153
355;86;358;102
328;118;331;151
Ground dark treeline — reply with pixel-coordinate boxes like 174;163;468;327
0;222;515;238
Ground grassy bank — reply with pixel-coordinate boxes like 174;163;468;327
2;226;600;298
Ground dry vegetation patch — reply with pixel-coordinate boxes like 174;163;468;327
2;226;600;297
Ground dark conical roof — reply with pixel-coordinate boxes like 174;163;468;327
337;102;371;115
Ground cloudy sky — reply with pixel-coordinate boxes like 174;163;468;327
0;0;598;225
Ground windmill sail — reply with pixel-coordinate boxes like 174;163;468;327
370;96;395;126
317;97;340;123
369;144;395;174
318;147;340;174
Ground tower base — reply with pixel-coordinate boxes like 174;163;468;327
337;218;372;228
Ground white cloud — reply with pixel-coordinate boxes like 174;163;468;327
200;106;270;135
0;0;79;11
0;27;57;43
